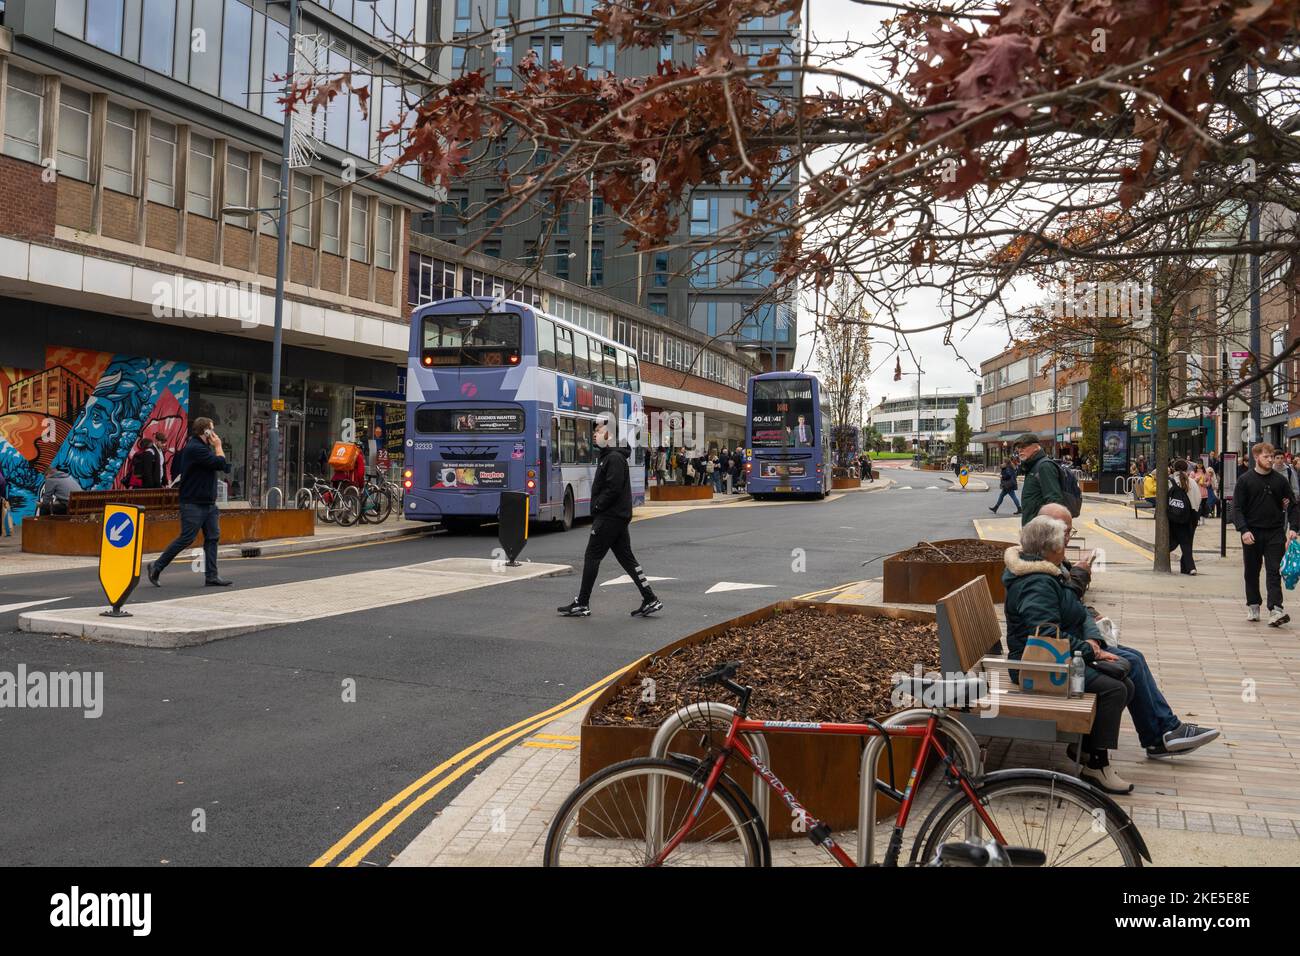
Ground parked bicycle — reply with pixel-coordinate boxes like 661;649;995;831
294;476;360;526
544;661;1149;867
356;476;395;524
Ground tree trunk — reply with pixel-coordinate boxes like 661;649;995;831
1152;292;1172;572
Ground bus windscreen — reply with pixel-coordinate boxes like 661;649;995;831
421;313;521;366
751;379;816;448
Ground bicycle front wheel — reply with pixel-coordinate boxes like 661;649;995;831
335;487;361;526
910;771;1145;867
544;757;765;867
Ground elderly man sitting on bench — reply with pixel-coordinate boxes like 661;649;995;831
1037;503;1220;761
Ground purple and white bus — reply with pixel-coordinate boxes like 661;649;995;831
744;371;832;499
402;296;645;532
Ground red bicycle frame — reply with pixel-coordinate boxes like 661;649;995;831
653;711;1007;867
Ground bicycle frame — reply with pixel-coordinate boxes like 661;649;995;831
653;712;1006;867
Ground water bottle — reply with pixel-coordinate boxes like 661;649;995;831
1069;651;1086;697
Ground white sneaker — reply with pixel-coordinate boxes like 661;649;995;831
1247;605;1261;622
1269;607;1290;627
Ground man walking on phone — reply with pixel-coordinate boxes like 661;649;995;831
148;417;232;587
1231;442;1300;625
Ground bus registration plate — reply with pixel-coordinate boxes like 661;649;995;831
775;485;793;492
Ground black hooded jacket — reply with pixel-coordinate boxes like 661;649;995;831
591;445;633;520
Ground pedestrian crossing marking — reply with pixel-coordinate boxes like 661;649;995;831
705;582;775;594
0;597;71;614
600;574;675;586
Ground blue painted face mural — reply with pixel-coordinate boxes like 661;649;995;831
0;350;190;519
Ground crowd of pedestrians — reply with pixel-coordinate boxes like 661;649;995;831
647;446;747;494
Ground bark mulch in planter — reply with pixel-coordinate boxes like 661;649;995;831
894;540;1011;563
590;607;940;728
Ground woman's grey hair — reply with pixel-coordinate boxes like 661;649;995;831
1021;515;1067;557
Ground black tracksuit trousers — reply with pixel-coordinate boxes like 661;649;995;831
576;517;655;606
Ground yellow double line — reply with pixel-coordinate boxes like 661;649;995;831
311;660;640;867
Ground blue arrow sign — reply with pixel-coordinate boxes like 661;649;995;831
105;512;135;549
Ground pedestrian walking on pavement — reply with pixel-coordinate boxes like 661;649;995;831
0;469;13;536
148;417;232;588
1231;442;1300;626
558;422;662;618
1167;459;1200;575
989;458;1022;515
1013;433;1064;524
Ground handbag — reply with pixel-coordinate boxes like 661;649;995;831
1091;655;1132;681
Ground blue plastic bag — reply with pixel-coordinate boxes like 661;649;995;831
1283;539;1300;590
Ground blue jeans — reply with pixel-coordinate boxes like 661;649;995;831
154;503;221;580
1113;645;1179;748
992;488;1020;511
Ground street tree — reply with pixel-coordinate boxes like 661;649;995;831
953;399;971;461
815;274;873;472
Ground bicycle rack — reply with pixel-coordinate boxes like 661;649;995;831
646;702;773;853
857;708;984;866
264;486;284;510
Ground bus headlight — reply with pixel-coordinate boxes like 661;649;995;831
526;479;536;490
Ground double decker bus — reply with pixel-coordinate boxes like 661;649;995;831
403;296;645;532
744;372;832;499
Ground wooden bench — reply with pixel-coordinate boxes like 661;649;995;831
934;577;1096;754
1130;485;1155;518
67;489;180;516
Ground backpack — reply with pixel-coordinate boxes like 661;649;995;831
1037;457;1082;517
328;441;359;470
1167;483;1192;525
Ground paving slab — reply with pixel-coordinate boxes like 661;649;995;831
17;558;572;648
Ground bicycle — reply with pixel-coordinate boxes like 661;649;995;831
356;476;394;524
294;477;360;526
543;662;1149;867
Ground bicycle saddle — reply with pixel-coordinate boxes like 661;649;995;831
891;674;988;709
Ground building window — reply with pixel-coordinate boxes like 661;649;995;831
495;45;513;85
660;35;673;64
591;196;604;233
220;0;253;107
555;242;570;280
189;0;223;95
259;159;280;235
187;133;215;216
103;104;137;194
140;0;177;75
653;252;669;287
350;193;370;262
86;0;125;55
589;245;604;286
322;189;341;253
56;0;87;38
263;22;289;121
689;197;716;236
439;190;466;235
586;38;615;78
224;148;250;224
376;202;395;269
290;172;312;244
146;120;178;205
649;295;667;316
550;37;563;65
454;0;471;33
3;67;43;164
690;251;717;287
57;87;93;181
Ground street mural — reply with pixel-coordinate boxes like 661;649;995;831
0;347;190;520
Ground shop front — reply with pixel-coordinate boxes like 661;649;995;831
1262;401;1291;453
1;299;402;514
1130;413;1217;464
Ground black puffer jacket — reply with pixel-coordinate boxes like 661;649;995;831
591;446;633;520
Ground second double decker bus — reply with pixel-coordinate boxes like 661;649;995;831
745;371;832;499
402;296;645;532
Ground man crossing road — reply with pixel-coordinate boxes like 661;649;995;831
558;422;662;618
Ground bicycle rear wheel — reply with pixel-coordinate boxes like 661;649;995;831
315;491;336;524
335;487;361;526
544;757;765;867
294;487;314;511
910;771;1145;867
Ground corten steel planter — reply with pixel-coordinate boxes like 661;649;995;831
580;600;934;839
832;477;860;490
21;508;315;556
648;485;713;501
882;538;1013;605
1080;479;1099;493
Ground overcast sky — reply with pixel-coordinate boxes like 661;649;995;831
790;0;1033;409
